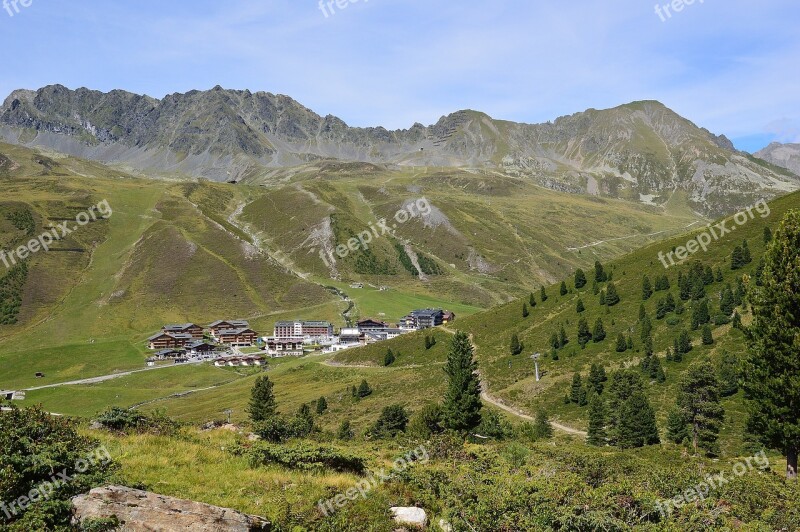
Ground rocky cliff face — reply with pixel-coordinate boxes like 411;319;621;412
1;85;797;215
756;142;800;176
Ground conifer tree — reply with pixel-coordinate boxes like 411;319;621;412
691;299;710;330
666;406;689;445
592;280;600;295
316;396;328;415
744;210;800;479
510;333;522;356
550;332;560;350
742;239;752;264
441;331;482;431
574;268;587;289
617;391;660;448
649;355;666;383
533;409;554;439
702;324;714;345
643;335;654;357
384;349;396;366
540;286;548;302
576;298;585;313
703;265;715;285
691;273;706;300
642;275;653;301
592;318;607;342
606;369;644;445
559;325;568;347
577;317;592;347
588;363;607;394
714;267;724;283
570;373;586;405
665;292;676;312
717;349;740;397
731;245;745;270
522;302;529;318
248;375;277;422
605;283;621;306
675;362;725;456
640;315;652;342
529;293;537;307
594;261;607;282
677;329;693;355
616;333;627;353
656;298;668;319
586;391;608;446
357;379;373;398
560;281;568;296
679;271;691;301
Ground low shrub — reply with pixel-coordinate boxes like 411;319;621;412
247;442;366;474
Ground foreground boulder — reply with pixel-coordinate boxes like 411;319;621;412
72;485;270;531
390;506;428;528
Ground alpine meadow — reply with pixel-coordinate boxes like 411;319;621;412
1;2;799;531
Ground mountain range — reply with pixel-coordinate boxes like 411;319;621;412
1;85;798;217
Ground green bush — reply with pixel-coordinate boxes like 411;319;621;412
0;406;117;529
247;442;366;474
94;407;178;435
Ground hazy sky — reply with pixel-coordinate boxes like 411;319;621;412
1;0;798;152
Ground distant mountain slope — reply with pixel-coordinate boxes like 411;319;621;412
1;85;797;216
756;142;800;175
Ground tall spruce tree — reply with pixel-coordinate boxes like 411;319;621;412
588;363;607;394
586;391;608;446
616;333;628;353
522;302;529;318
576;298;585;313
702;324;714;345
642;275;654;301
574;268;587;289
744;210;800;479
441;331;482;431
666;406;689;445
592;318;607;342
533;409;554;439
594;261;607;282
617;391;660;448
676;362;725;456
540;286;548;302
606;369;645;445
529;292;537;307
717;350;740;397
605;283;621;306
577;317;592;347
570;373;586;405
248;375;277;422
560;281;568;296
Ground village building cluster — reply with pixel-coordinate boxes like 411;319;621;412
144;309;454;366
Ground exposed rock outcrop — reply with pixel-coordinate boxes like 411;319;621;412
72;485;270;531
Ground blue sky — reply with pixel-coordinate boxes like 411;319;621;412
1;0;798;152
